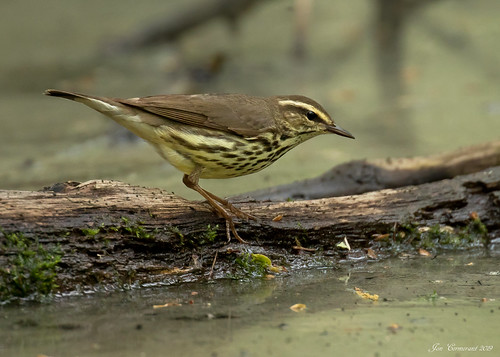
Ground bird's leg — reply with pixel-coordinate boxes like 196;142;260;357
183;172;248;244
202;189;256;221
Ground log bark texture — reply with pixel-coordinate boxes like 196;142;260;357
1;164;499;293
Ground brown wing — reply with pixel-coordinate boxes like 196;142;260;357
118;94;277;137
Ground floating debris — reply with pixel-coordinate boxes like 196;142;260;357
354;287;379;301
289;303;307;312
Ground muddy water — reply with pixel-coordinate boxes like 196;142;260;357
1;252;498;356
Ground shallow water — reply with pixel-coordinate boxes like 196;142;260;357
1;252;498;357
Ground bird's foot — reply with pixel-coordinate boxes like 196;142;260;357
225;218;247;244
223;201;256;221
204;201;249;244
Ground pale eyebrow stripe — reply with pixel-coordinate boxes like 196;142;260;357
278;99;330;122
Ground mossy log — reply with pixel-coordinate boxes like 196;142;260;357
0;157;499;295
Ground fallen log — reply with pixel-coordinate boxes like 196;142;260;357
0;164;498;297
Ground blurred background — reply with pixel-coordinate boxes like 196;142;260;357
1;0;499;199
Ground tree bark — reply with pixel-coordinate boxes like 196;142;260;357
1;161;499;294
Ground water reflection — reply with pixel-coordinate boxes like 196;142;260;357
1;252;498;356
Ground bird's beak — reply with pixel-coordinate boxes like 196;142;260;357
326;124;355;139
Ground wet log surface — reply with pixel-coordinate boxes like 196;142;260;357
0;164;499;293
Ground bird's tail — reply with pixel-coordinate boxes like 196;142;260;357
44;89;127;116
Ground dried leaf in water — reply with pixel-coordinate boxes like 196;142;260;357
289;303;307;312
153;302;182;309
354;287;379;301
387;323;403;334
418;248;431;257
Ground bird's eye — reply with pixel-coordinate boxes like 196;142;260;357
306;111;319;121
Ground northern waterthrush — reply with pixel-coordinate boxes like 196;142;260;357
45;89;354;243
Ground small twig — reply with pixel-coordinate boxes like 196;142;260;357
392;222;398;241
292;246;316;252
209;250;218;280
225;220;231;242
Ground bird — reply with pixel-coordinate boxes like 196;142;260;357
45;89;354;243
